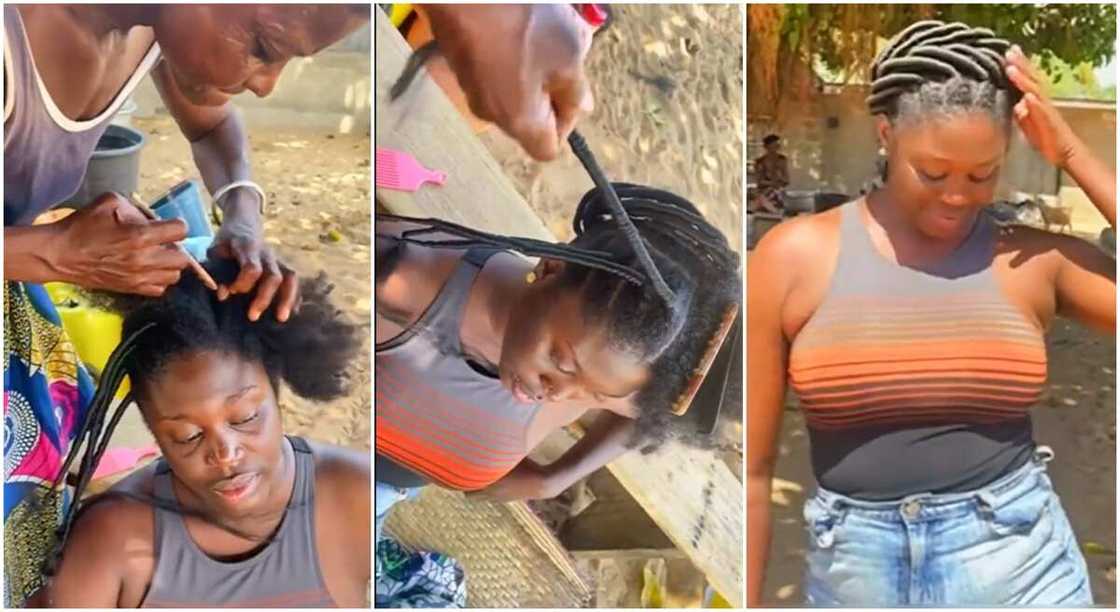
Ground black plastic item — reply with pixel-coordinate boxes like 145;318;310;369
64;124;146;209
814;192;850;213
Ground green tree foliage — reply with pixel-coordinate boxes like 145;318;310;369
749;3;1116;116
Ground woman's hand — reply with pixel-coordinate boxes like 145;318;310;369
423;4;596;161
1005;46;1083;169
1006;45;1115;229
465;460;558;502
49;192;191;297
206;192;300;322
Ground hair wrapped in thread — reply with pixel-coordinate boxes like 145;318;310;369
867;20;1021;121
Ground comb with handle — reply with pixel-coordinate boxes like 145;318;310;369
376;147;447;192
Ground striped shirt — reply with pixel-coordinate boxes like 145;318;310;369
787;202;1045;500
375;249;541;491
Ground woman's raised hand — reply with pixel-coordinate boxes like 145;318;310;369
1005;45;1083;169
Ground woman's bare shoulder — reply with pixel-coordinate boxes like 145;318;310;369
750;206;845;277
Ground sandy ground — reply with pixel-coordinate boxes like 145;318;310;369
472;5;744;606
104;114;371;456
756;240;1117;605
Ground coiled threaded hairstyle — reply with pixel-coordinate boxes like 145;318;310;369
867;20;1021;128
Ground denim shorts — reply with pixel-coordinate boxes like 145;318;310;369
375;480;423;543
803;447;1093;607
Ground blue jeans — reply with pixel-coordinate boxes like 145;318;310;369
375;480;423;544
803;447;1093;606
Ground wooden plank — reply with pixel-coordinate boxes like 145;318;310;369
374;13;550;239
374;10;743;606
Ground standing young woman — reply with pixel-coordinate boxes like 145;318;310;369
748;21;1115;606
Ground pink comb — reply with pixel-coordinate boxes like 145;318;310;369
376;147;447;192
92;445;160;480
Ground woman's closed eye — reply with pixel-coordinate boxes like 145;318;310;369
918;169;948;182
175;430;203;445
968;167;999;183
232;411;260;427
550;347;577;375
250;36;276;63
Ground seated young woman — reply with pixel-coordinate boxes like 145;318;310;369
375;182;741;537
44;260;369;608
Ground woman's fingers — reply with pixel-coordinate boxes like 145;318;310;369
274;267;300;322
1011;45;1044;84
247;253;283;322
1006;65;1042;98
227;239;264;296
138;268;184;289
142;243;194;271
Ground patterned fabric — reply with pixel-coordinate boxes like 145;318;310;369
375;536;466;608
4;281;95;607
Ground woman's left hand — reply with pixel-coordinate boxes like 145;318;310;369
207;198;300;322
465;460;558;502
1005;46;1083;169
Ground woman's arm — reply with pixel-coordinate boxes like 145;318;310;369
1006;47;1115;228
4;194;190;295
1003;48;1117;332
746;226;797;607
48;498;151;607
776;156;790;188
468;411;636;502
151;62;298;321
5;223;65;284
1046;229;1117;332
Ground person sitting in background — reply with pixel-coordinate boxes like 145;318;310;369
751;134;789;214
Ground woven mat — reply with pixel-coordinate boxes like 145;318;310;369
385;487;592;608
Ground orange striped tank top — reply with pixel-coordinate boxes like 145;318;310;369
788;202;1047;500
375;249;541;491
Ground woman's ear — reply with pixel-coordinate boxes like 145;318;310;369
535;258;566;281
875;115;892;153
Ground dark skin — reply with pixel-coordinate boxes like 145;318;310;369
47;351;370;608
754;141;789;190
421;4;596;161
376;220;647;501
5;5;367;320
746;47;1116;606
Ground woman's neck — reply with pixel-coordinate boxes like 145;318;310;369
460;253;533;367
64;5;154;36
867;186;976;263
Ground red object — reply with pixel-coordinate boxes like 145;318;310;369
574;3;608;28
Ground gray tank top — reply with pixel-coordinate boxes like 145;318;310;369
375;248;544;491
3;5;160;226
789;201;1045;500
140;437;337;608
